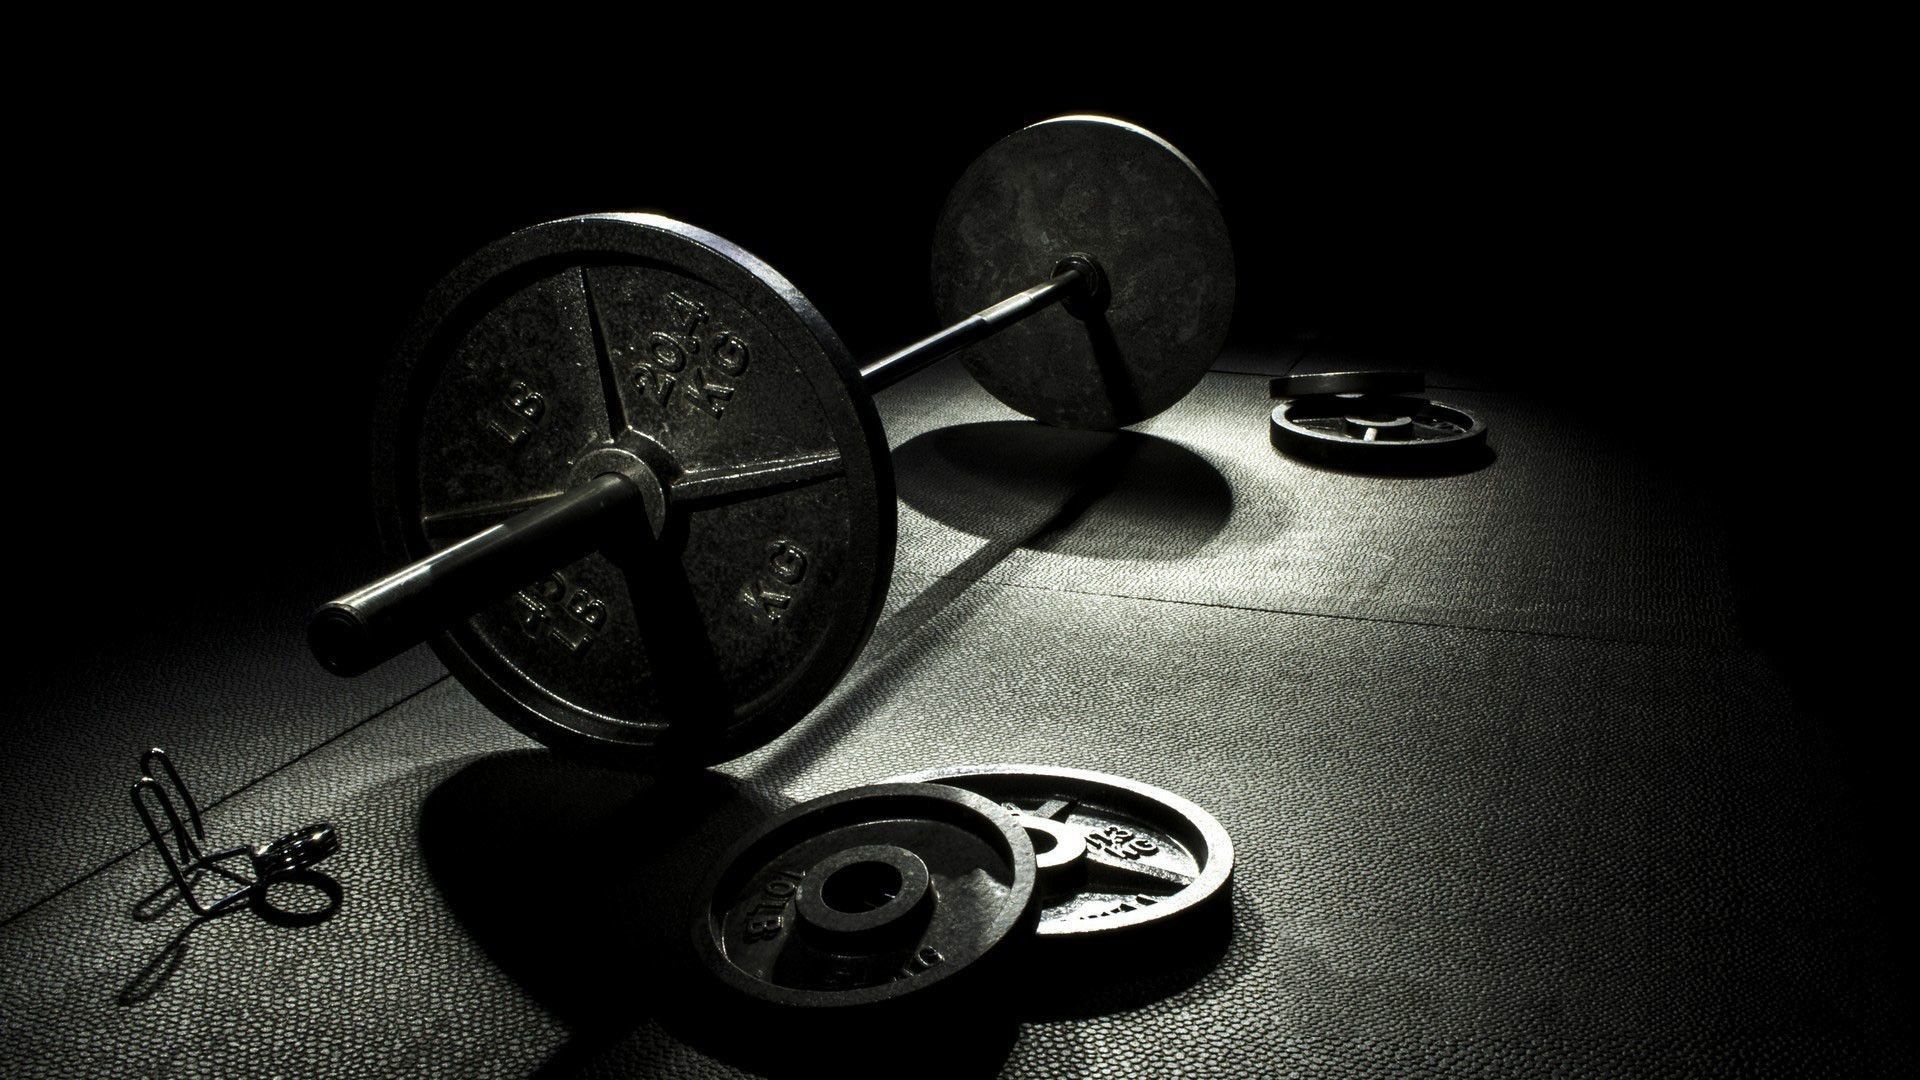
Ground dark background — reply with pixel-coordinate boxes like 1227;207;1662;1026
18;79;1805;563
14;64;1896;904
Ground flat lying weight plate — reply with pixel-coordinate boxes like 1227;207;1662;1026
931;115;1236;430
1270;394;1488;466
375;214;895;762
884;765;1233;939
1270;369;1426;399
695;783;1036;1008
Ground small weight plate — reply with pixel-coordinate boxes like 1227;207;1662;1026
1271;369;1426;399
1270;394;1488;466
884;765;1233;940
932;115;1236;430
374;214;895;763
695;783;1037;1008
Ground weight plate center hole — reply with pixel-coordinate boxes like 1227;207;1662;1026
822;860;904;914
795;844;935;939
1342;413;1416;441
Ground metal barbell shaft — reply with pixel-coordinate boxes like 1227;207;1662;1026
311;263;1098;677
859;265;1088;392
310;473;644;675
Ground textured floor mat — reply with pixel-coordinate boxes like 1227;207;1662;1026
0;581;444;921
4;577;1906;1077
879;361;1740;646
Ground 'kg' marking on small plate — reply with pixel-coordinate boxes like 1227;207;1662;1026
741;539;809;622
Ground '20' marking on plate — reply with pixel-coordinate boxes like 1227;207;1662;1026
628;292;751;420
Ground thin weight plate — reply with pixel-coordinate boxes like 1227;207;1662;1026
931;115;1236;430
1271;369;1426;399
885;764;1233;939
1270;394;1487;466
695;783;1037;1008
374;214;895;762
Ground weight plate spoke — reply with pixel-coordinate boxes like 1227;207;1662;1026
1024;798;1072;822
579;267;642;439
1076;840;1198;893
412;267;615;525
419;491;569;541
668;450;847;507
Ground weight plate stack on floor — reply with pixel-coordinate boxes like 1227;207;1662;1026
1269;370;1488;469
693;768;1236;1014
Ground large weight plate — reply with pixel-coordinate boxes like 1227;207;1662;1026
931;115;1236;430
885;764;1233;940
374;214;895;763
695;783;1037;1008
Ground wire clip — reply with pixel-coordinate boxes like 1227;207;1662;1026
131;748;341;918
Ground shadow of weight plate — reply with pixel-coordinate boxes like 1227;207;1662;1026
932;115;1236;430
885;764;1234;939
372;214;895;762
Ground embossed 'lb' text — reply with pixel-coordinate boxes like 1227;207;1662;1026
486;377;547;447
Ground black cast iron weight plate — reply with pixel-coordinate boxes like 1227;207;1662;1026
932;115;1237;430
375;214;895;762
695;783;1037;1008
1270;394;1487;466
885;764;1233;939
1271;369;1426;399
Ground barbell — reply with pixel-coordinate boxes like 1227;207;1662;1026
308;115;1235;762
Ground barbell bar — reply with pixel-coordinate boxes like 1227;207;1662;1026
307;115;1235;763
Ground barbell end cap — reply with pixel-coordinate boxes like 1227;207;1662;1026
307;604;377;677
